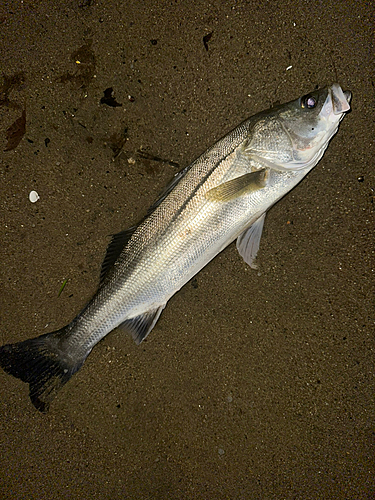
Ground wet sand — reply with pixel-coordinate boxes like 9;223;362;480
0;1;374;498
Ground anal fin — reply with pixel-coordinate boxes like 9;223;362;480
118;305;166;345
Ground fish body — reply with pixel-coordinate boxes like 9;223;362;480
0;84;351;411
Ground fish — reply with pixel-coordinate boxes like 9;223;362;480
0;83;351;412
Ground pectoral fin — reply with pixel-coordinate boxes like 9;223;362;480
236;213;266;269
205;168;268;202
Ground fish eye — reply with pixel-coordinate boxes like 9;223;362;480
301;94;316;109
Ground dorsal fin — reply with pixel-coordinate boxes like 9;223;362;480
100;165;190;283
146;165;190;215
100;227;136;283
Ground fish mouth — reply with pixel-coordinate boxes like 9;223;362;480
344;90;352;103
330;83;351;115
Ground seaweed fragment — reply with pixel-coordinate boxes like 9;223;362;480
203;32;213;51
4;109;26;151
57;40;96;89
100;87;122;107
109;127;128;158
137;149;180;168
0;71;25;108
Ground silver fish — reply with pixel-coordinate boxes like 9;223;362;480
0;84;351;412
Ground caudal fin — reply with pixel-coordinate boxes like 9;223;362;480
0;329;84;413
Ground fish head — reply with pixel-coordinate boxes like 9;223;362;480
246;84;351;170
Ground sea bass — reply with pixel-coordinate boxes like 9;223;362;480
0;84;351;412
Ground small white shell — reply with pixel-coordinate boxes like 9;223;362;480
29;190;40;203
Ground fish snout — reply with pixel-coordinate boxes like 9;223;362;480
331;83;351;115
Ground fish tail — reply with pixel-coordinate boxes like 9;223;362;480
0;327;84;413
